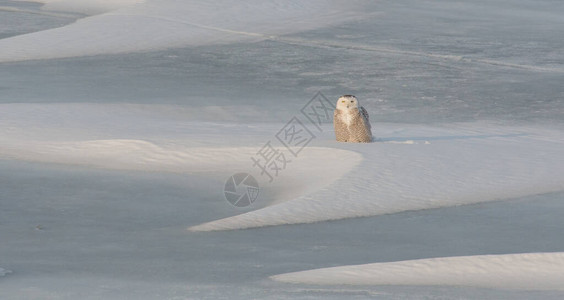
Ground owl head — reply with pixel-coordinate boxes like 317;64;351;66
336;95;359;111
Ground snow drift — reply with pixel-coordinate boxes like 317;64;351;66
0;103;363;210
0;0;370;62
1;104;563;232
189;123;564;231
271;252;564;291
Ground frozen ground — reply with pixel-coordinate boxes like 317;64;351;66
1;0;564;299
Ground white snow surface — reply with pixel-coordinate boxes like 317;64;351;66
0;0;370;62
272;252;564;290
0;103;363;209
189;123;564;231
1;104;563;231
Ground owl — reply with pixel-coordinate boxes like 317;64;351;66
333;95;372;143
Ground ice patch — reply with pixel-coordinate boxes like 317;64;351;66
0;5;78;18
16;0;144;15
44;0;143;15
271;252;564;291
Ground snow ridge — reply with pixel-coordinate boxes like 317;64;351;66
271;252;564;290
190;125;564;231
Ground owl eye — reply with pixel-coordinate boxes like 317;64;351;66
341;100;345;103
351;100;354;102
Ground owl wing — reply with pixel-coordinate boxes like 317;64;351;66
360;106;371;129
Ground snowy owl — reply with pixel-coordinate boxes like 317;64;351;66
334;95;372;143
